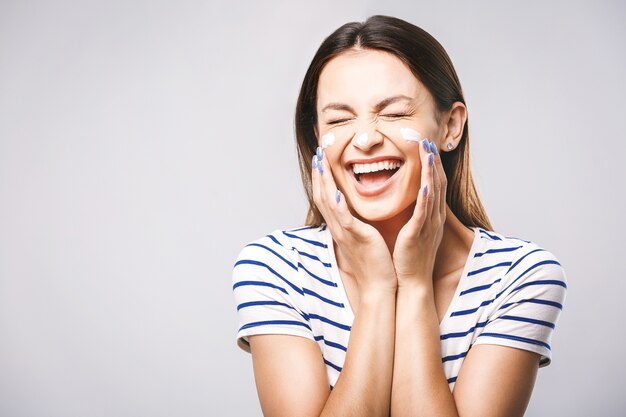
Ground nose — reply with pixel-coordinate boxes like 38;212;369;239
351;125;384;151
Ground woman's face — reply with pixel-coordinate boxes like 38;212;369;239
315;48;445;223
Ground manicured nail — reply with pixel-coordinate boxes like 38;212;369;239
316;147;323;160
429;153;434;166
423;184;429;196
317;157;324;175
335;189;341;204
430;141;438;154
312;154;318;170
422;139;430;152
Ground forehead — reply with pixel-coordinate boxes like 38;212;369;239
317;49;425;108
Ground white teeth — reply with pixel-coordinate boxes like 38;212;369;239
352;160;402;174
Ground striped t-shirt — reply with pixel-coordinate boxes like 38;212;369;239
231;225;567;390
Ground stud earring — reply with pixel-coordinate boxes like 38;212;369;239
447;143;454;151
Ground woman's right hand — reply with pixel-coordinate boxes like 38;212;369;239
312;147;397;295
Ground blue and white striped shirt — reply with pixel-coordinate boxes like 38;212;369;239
231;225;567;390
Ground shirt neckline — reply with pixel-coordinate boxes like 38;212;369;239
438;226;484;327
323;225;484;327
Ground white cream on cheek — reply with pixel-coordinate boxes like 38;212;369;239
321;132;335;149
321;127;419;149
400;126;423;142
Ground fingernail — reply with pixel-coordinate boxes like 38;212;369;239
423;184;429;196
430;141;438;154
316;147;323;160
429;153;434;166
312;154;318;169
317;157;324;175
335;189;341;204
422;139;430;152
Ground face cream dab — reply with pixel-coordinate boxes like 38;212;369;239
355;132;369;147
400;126;423;142
321;132;335;149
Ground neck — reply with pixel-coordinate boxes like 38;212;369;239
368;203;415;254
433;207;476;279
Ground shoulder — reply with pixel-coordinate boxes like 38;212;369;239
233;224;328;264
489;228;564;277
469;228;567;366
232;224;329;284
474;227;568;305
475;227;565;271
231;225;327;353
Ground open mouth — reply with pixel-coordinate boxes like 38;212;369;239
351;159;404;188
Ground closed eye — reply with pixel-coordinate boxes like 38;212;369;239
327;119;351;125
381;113;409;119
327;113;410;125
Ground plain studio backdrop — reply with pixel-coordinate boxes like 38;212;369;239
1;0;624;416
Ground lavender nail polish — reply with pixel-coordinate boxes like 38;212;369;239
422;139;430;152
312;154;318;169
430;141;438;154
316;147;323;160
423;184;429;196
429;153;434;166
335;189;341;204
317;157;324;175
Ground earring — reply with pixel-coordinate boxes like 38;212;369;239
447;143;454;150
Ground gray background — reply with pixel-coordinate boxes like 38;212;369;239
1;0;624;416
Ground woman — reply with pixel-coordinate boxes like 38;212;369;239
232;15;567;417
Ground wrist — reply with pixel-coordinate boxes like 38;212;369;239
359;283;397;300
396;279;434;296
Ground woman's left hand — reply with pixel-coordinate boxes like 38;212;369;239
392;138;447;287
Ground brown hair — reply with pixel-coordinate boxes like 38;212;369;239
294;15;492;230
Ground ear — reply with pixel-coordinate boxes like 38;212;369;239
441;102;467;152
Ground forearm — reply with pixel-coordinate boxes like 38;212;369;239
390;285;458;417
321;288;396;417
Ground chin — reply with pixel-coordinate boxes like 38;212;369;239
350;198;415;223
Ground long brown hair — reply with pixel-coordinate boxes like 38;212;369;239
294;15;492;230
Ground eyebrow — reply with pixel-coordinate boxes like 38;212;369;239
321;94;415;114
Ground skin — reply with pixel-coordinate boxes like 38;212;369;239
248;48;541;417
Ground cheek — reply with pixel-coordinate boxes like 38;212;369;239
399;126;423;142
412;159;423;184
379;122;427;144
411;151;426;187
319;124;355;149
320;132;336;149
378;124;424;186
320;121;434;151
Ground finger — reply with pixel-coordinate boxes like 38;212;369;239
311;153;326;219
432;142;448;222
312;148;337;234
317;148;338;204
423;140;435;222
312;152;336;231
333;186;360;233
317;148;357;232
409;139;432;231
429;141;441;222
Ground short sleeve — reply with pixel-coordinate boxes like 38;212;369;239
231;235;314;353
474;248;567;366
